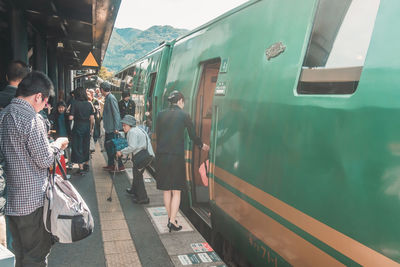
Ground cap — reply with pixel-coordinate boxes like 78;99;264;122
100;82;111;92
120;115;136;127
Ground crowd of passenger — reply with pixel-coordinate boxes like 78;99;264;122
0;60;208;266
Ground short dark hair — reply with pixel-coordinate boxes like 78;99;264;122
74;87;88;101
16;71;54;98
7;60;30;82
122;91;130;98
57;100;66;107
168;90;184;104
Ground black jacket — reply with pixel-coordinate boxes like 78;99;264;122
118;99;135;119
49;111;71;138
0;85;17;109
156;105;203;155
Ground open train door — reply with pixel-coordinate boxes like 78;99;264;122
191;59;220;223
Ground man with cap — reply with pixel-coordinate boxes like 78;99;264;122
116;115;154;204
118;91;136;120
100;82;124;171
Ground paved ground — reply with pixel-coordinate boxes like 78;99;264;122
48;143;225;267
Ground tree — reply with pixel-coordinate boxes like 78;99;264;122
98;66;113;81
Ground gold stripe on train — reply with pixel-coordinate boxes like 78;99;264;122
185;150;192;181
215;184;345;266
213;165;399;267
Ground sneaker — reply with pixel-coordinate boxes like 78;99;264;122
126;188;135;195
109;166;125;172
132;198;150;204
103;165;114;171
83;164;89;172
118;166;125;172
83;164;89;171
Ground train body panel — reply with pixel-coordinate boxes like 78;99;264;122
115;0;400;265
115;43;174;128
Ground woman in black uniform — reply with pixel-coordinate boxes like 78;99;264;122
69;87;94;175
156;91;209;232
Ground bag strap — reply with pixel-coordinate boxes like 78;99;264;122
50;152;68;185
204;152;210;178
138;127;149;150
131;127;150;163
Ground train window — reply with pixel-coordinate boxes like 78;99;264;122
297;0;380;95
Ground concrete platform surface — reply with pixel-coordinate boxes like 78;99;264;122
46;144;225;267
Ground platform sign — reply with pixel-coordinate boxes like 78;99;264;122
219;58;229;73
206;251;222;262
190;242;214;252
198;253;213;263
178;252;222;265
147;206;193;233
82;51;99;67
148;207;167;216
215;81;227;96
178;254;201;265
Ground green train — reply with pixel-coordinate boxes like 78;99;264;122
115;0;400;265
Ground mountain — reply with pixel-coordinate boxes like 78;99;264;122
103;25;189;72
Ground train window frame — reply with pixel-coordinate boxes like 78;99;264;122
297;0;380;95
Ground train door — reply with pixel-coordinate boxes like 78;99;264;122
191;59;220;222
146;72;156;131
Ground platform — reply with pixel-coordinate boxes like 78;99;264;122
48;144;226;267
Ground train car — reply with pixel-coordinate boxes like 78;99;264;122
115;42;174;128
117;0;400;265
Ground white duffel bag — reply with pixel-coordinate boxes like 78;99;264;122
43;157;94;243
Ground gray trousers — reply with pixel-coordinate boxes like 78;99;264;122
8;207;53;267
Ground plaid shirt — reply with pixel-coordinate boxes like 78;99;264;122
0;98;60;216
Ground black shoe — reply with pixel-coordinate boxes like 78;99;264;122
167;222;182;232
167;218;178;228
126;188;136;196
132;198;150;204
83;164;89;172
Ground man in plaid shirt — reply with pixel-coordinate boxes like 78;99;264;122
0;71;68;266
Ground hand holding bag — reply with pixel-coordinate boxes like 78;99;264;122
132;128;154;169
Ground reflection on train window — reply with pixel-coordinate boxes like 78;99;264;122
297;0;380;95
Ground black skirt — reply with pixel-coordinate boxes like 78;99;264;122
155;154;186;191
71;122;91;164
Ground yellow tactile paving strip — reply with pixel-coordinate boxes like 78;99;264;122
92;145;142;267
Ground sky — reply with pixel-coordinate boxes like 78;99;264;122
114;0;249;31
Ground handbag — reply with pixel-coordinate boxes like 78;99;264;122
132;128;154;169
199;159;209;186
105;134;128;155
43;155;94;243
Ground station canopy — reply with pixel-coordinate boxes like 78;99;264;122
0;0;121;69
